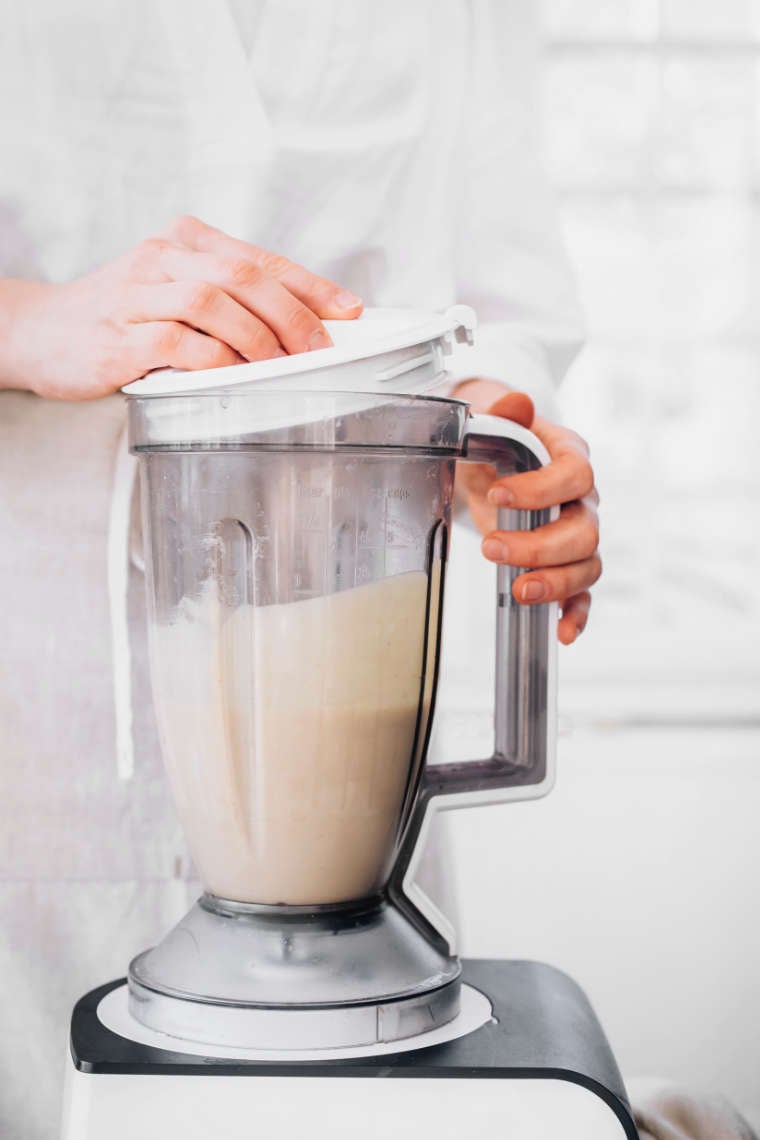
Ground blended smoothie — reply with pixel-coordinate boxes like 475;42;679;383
149;571;436;904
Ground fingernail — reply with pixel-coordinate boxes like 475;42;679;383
521;580;547;602
334;289;362;310
482;538;509;561
308;328;332;351
488;487;513;507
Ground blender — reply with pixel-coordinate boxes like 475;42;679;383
61;309;638;1138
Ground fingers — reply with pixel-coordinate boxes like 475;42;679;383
509;555;602;608
486;390;535;428
454;381;535;427
479;491;600;645
126;282;285;362
164;215;364;321
268;256;364;321
127;321;244;375
558;592;592;645
485;409;594;511
481;499;599;570
488;445;595;511
151;245;332;355
469;392;600;644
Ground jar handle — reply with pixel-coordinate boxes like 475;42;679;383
388;413;558;954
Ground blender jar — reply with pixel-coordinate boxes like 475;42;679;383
131;391;465;907
123;309;557;1047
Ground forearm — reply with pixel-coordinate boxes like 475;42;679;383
0;279;52;392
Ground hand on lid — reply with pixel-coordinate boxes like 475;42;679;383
0;215;363;400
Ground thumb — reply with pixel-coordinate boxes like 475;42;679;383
487;391;535;429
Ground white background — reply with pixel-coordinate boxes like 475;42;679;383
447;1;760;1129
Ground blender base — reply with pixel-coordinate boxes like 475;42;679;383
62;959;639;1139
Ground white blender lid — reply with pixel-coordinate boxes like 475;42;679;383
123;306;475;397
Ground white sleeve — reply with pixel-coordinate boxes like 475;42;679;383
448;0;585;415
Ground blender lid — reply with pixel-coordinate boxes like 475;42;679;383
123;305;475;397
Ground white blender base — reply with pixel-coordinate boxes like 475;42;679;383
61;961;638;1140
62;1065;628;1139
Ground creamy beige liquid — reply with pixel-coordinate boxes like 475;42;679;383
149;572;435;905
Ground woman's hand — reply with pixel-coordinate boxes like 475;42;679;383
0;214;363;400
454;381;601;645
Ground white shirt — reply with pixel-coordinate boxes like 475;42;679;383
0;4;582;1137
1;0;582;405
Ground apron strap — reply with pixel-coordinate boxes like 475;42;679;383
107;421;138;781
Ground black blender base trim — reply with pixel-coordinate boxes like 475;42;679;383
70;958;639;1139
